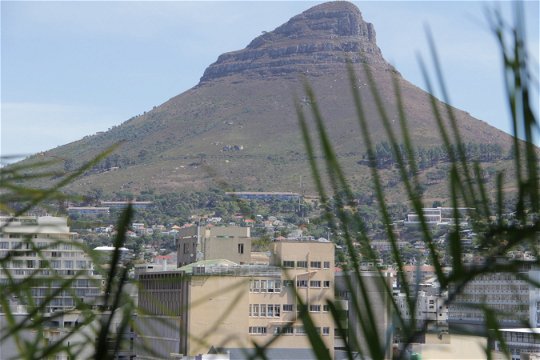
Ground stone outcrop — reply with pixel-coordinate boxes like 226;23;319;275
200;1;391;82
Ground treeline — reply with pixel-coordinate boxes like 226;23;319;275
359;142;507;170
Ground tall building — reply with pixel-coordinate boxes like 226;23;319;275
449;260;540;328
0;216;100;312
136;239;335;359
491;328;540;360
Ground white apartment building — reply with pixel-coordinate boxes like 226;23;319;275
492;328;540;360
0;216;100;312
449;261;540;327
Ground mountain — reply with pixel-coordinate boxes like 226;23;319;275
25;1;514;201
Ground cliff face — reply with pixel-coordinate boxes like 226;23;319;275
200;2;391;82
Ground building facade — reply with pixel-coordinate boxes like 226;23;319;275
449;261;540;327
137;239;335;359
0;216;100;312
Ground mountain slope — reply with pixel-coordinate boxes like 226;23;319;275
26;1;514;198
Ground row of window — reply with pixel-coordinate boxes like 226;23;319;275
249;279;332;293
282;260;331;269
249;304;281;317
5;269;95;277
248;326;331;336
0;241;74;250
0;250;84;259
5;260;90;269
30;287;99;297
250;303;330;314
249;280;282;293
296;280;331;288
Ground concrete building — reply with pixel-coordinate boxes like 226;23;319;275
176;225;251;267
449;261;540;328
1;307;135;360
136;239;335;359
100;201;153;209
0;216;100;312
335;271;393;359
393;290;448;323
492;328;540;360
225;192;301;201
67;206;110;216
404;207;472;227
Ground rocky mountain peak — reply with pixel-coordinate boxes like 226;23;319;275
200;1;390;83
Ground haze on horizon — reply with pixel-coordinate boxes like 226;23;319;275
1;1;539;160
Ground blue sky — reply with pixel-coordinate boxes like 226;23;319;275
2;1;539;159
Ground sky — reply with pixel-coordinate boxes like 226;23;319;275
1;1;539;160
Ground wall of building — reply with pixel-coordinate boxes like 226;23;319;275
203;226;251;265
335;271;392;359
0;216;100;312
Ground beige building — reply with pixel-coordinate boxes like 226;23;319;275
176;225;251;267
137;239;335;359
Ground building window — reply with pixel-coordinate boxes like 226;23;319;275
322;327;330;336
310;261;321;269
283;261;295;268
273;304;280;317
269;280;281;292
323;281;331;288
297;261;308;268
283;304;293;312
249;326;267;335
295;326;306;334
297;280;308;288
323;304;330;312
238;243;244;254
309;304;321;312
274;326;293;335
310;280;321;288
0;242;8;249
64;260;73;269
323;261;330;269
260;304;266;317
252;304;259;317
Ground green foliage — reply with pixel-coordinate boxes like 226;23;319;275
293;4;538;359
361;141;505;170
0;3;538;360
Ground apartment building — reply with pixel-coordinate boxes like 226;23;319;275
136;239;335;359
0;216;100;312
449;260;540;327
491;328;540;360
